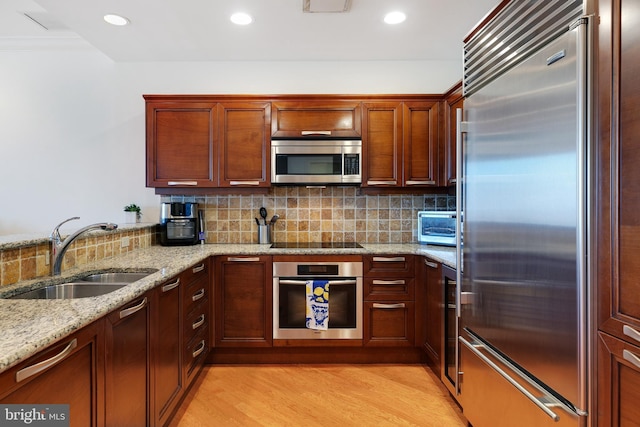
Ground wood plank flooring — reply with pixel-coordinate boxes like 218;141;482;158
170;364;467;427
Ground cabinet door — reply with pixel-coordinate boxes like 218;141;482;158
423;258;443;370
146;102;218;188
105;295;150;427
364;301;415;347
219;102;271;188
152;275;183;426
271;101;362;138
0;322;103;427
215;255;272;347
442;84;463;187
362;101;403;187
597;0;640;342
403;101;440;187
597;332;640;426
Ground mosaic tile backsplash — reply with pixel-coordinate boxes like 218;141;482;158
164;188;456;245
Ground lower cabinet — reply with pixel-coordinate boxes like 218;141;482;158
597;331;640;426
0;321;104;427
422;257;443;372
152;274;184;427
105;294;150;427
182;260;210;386
214;255;272;347
363;255;415;347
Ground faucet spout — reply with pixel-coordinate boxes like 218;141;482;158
50;217;118;276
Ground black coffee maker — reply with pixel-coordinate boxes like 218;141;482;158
159;202;199;246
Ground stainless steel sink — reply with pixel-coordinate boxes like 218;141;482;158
79;272;154;283
10;283;128;299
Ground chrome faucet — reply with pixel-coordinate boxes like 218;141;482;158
50;217;118;276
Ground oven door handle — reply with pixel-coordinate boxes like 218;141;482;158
278;279;357;286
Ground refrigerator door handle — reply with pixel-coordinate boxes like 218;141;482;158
460;336;562;422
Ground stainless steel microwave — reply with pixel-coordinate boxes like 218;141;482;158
271;140;361;185
417;211;457;246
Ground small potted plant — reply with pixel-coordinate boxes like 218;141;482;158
124;204;142;223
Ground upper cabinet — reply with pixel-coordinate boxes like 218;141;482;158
362;98;440;188
441;83;463;187
146;100;218;188
271;100;362;138
218;102;271;188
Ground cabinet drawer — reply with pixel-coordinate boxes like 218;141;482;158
364;255;415;277
184;304;209;343
363;301;415;347
180;260;209;288
184;277;208;314
184;331;208;384
364;277;415;301
271;101;362;138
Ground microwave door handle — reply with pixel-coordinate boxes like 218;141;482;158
278;279;357;286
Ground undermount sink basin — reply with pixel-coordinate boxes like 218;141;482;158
79;271;154;283
10;283;128;299
8;269;157;300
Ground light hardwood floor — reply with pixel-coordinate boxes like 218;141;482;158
170;364;467;427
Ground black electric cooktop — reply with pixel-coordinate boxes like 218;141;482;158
270;242;363;249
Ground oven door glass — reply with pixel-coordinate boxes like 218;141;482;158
275;154;342;176
278;278;357;329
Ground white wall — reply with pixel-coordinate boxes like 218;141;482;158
0;46;461;236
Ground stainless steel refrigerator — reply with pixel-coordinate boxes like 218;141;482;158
456;1;590;426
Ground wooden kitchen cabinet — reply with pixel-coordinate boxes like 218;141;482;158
151;274;183;427
441;82;463;187
422;257;443;373
145;99;218;188
182;260;210;386
597;332;640;427
363;255;415;347
215;255;273;347
597;0;640;424
104;294;150;427
271;100;362;138
362;99;440;188
0;321;104;427
218;102;271;188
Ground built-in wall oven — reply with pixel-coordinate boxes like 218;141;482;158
273;260;363;339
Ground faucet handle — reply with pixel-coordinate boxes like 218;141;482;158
50;216;80;240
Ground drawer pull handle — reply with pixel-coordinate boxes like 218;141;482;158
624;325;640;344
192;288;206;301
424;260;438;269
192;340;206;359
372;256;405;262
301;130;331;136
162;278;180;292
405;180;436;185
192;314;206;330
168;181;198;186
230;181;260;186
623;349;640;369
228;257;260;262
192;264;205;273
367;180;397;185
372;280;405;285
16;338;78;383
119;297;148;319
372;303;406;309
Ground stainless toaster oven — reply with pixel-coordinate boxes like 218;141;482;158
417;211;457;246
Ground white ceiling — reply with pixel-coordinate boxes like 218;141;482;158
1;0;498;62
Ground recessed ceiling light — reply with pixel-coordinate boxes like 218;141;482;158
230;12;253;25
384;11;406;25
103;14;129;26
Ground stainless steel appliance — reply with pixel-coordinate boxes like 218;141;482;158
159;202;199;246
417;211;457;246
456;1;590;426
271;140;361;185
273;259;363;339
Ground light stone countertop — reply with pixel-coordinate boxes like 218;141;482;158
0;243;455;374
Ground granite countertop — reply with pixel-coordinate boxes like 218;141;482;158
0;243;455;374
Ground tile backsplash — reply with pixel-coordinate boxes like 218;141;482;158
164;188;455;244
